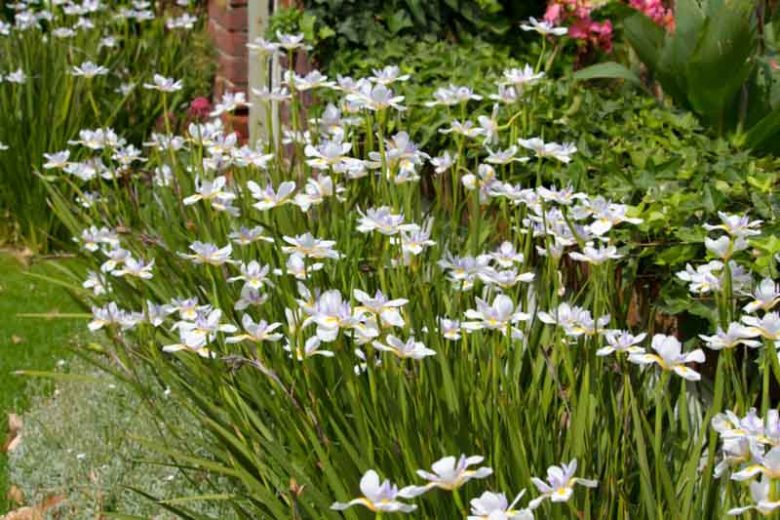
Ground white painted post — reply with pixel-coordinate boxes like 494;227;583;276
247;0;273;145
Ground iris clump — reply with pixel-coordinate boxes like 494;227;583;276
16;9;780;520
0;0;212;250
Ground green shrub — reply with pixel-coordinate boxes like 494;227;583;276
289;0;546;65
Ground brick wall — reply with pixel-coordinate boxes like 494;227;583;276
208;0;249;137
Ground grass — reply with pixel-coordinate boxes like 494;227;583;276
0;252;83;510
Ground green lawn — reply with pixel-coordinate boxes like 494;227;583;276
0;252;83;509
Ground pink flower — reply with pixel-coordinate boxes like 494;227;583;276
544;0;614;53
568;18;590;40
567;16;613;53
591;19;613;53
189;96;212;120
629;0;674;31
544;3;563;23
574;4;592;18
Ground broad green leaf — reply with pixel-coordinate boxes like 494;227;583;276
685;0;757;131
573;62;643;86
656;0;705;104
624;13;666;77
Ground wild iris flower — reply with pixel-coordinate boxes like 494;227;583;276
112;257;154;279
628;334;705;381
520;17;568;36
143;74;183;92
596;330;646;357
699;323;761;350
518;138;577;163
743;279;780;313
372;335;435;360
179;242;234;266
210;91;251;117
43;150;70;170
331;470;417;513
468;490;535;520
463;294;529;335
438;318;462;341
742;313;780;341
704;212;762;238
402;455;492;496
502;65;544;87
305;290;356;342
247;180;296;211
732;447;780;481
353;289;407;328
70;61;108;78
282;233;340;260
369;65;410;85
568;243;623;264
357;206;413;236
228;261;272;290
226;315;283;344
539;303;610;338
228;226;274;246
529;459;597;508
727;476;780;516
183;176;235;206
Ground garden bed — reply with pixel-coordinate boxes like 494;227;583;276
0;1;779;519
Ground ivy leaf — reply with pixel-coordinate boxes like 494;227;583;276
655;244;700;266
318;25;336;40
387;10;414;35
750;192;773;219
299;13;317;42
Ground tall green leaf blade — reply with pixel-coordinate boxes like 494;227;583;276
624;13;666;75
744;103;780;151
685;0;757;130
655;0;705;104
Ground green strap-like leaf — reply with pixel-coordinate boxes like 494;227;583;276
623;13;665;73
573;61;643;86
744;103;780;151
685;0;757;131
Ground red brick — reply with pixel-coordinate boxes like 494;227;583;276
209;20;247;58
214;76;248;97
208;2;247;32
217;52;249;84
209;0;247;8
213;77;227;99
222;112;249;141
